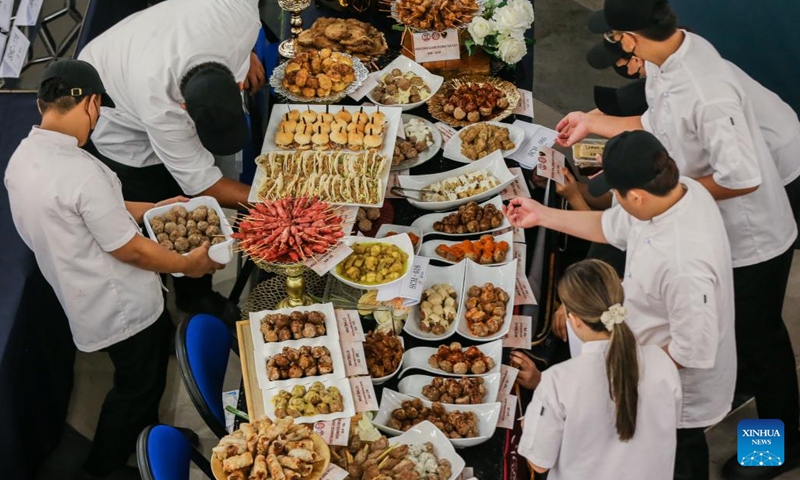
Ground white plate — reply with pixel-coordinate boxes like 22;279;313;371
391;114;442;171
330;234;415;289
443;122;524;164
375;224;423;254
374;390;501;448
398;373;501;404
400;339;503;377
456;260;517;342
254;336;347;390
262;376;355;425
143;196;235;277
370;337;405;386
404;262;466;341
248;303;339;357
388;421;466;480
411;195;509;237
419;231;514;266
366;55;444;112
397;151;516;211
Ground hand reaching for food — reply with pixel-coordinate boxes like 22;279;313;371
555;111;592;147
503;197;545;229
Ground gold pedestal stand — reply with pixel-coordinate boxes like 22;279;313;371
242;262;328;314
278;0;311;59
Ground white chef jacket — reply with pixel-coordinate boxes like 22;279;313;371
727;61;800;186
4;128;164;352
77;0;260;195
642;31;797;267
518;341;682;480
601;178;737;428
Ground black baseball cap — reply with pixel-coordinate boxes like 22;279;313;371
588;130;667;197
38;59;115;108
586;40;629;70
183;68;248;156
588;0;662;34
594;79;647;117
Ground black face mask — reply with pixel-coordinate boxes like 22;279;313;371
613;62;641;80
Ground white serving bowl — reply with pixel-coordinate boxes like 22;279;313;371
419;231;514;266
403;262;466;341
248;302;339;356
397;151;516;211
388;420;466;480
330;233;415;289
143;196;235;277
375;224;423;254
455;259;518;342
398;373;502;405
400;339;503;377
366;55;444;112
411;195;509;237
443;122;524;164
254;336;347;391
261;376;355;425
374;389;501;448
391;114;443;171
370;336;405;386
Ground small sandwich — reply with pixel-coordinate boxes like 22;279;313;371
347;122;365;134
348;131;364;151
335;107;352;123
369;111;386;127
312;121;331;135
296;121;314;135
330;130;348;149
300;110;318;124
278;120;297;134
284;110;301;122
294;131;312;150
364;123;382;136
276;127;294;150
364;134;382;150
353;112;370;125
330;119;348;134
312;128;330;151
319;113;335;124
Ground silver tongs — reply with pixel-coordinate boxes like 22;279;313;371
389;186;436;200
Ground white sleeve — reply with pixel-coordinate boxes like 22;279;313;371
663;272;720;369
641;108;653;133
77;174;140;252
696;101;762;190
600;205;632;251
145;123;224;196
518;372;564;469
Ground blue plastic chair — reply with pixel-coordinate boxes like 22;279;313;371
176;314;239;439
137;424;213;480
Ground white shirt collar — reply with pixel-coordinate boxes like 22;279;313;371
580;339;610;355
656;30;691;75
29;126;80;148
650;184;691;226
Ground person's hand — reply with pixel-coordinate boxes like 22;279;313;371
530;168;548;190
552;304;568;342
182;242;224;278
555;111;593;147
510;351;542;390
503;197;545;229
154;196;190;208
555;167;580;201
242;52;266;95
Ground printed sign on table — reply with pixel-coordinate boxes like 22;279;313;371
13;0;43;26
412;29;460;63
508;121;559;170
313;418;351;446
307;242;353;276
320;464;350;480
501;167;532;200
499;364;519;399
335;309;365;343
513;89;534;118
385;169;410;199
349;72;379;101
341;341;369;377
503;315;533;349
513;242;536;306
497;394;518;429
0;0;12;32
349;376;379;413
536;146;566;185
434;121;457;144
376;255;428;305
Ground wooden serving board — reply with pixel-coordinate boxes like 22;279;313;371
236;320;265;420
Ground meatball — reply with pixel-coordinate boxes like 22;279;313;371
187;233;204;247
197;221;210;232
163;222;178;234
191;207;208;222
150;218;164;234
176;216;187;226
206;225;222;237
185;219;197;230
173;206;188;218
159;239;174;251
156;232;170;243
173;237;190;253
211;237;226;245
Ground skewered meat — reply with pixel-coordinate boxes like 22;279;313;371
395;0;480;32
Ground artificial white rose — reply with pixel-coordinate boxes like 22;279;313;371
497;34;527;64
468;17;494;46
492;0;534;36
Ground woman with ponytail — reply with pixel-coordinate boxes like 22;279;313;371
517;259;682;480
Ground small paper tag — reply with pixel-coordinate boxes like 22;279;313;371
320;464;350;480
456;467;475;480
503;315;533;349
513;242;536;305
499;364;520;399
349;72;379;101
513;226;525;243
397;118;406;140
413;29;460;63
376;255;428;303
0;0;13;32
13;0;43;26
313;418;351;447
341;341;369;377
501;167;532;200
385;169;410;199
497;394;518;429
307;242;353;276
508;121;559;170
434;122;457;144
513;89;534;118
349;376;379;412
336;309;365;343
536;146;566;185
0;26;30;79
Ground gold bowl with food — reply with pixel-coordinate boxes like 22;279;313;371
269;49;369;103
331;233;415;289
428;76;520;127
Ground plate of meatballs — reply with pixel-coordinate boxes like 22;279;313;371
255;339;347;390
428;76;520;127
455;260;517;341
400;340;502;377
249;303;339;353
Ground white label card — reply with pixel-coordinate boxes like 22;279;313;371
0;0;12;32
497;394;518;429
513;243;537;305
503;315;533;349
0;32;6;60
307;242;353;276
499;364;519;399
376;255;428;304
513;226;525;243
397;117;406;139
413;29;460;63
320;464;350;480
500;167;532;200
385;169;410;199
434;122;457;144
536;146;566;185
0;26;29;79
456;467;475;480
341;341;369;377
513;89;534;118
13;0;42;26
508;120;559;170
348;72;379;101
335;309;365;342
313;418;351;447
349;376;379;412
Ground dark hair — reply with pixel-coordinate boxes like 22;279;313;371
617;150;680;198
558;259;639;442
37;77;85;114
637;0;678;41
179;62;233;97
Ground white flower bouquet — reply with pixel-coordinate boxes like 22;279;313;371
466;0;534;66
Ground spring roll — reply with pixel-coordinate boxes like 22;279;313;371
227;470;246;480
223;452;253;473
278;456;303;471
266;454;286;480
285;425;312;441
256;435;270;457
268;435;287;456
213;436;247;460
287;448;317;462
285;439;314;452
284;470;301;480
249;454;267;480
252;418;273;435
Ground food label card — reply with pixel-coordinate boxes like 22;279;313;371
499;364;519;399
434;122;457;144
536;146;566;185
348;72;379;101
0;26;29;79
513;89;534;118
14;0;43;26
501;167;532;200
385;169;410;199
457;467;474;480
335;309;365;342
340;341;369;377
513;242;537;306
0;0;12;32
508;121;559;170
497;394;518;429
503;315;533;349
320;464;350;480
412;29;460;63
313;418;351;447
308;242;353;276
513;226;525;243
376;255;428;304
349;376;379;412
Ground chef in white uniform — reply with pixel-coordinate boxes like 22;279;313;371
78;0;264;322
505;131;736;480
517;259;682;480
4;60;221;479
